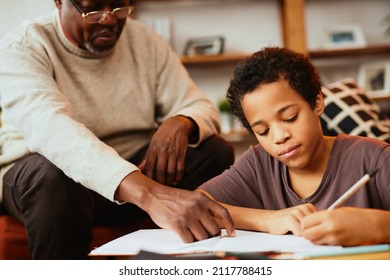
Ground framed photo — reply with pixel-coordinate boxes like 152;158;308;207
183;36;224;56
358;61;390;98
323;24;366;49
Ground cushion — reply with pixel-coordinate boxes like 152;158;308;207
321;78;390;143
0;215;31;259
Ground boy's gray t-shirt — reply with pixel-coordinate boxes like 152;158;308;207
199;134;390;211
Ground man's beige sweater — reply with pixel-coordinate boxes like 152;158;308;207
0;11;220;203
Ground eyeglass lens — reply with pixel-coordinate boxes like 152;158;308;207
85;7;132;23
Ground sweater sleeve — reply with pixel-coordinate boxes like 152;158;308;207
0;25;137;202
147;29;221;145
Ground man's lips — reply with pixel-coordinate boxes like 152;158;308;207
279;144;301;158
91;29;118;43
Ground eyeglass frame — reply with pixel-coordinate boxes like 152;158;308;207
68;0;135;24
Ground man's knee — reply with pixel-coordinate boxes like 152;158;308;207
200;135;235;167
181;135;234;189
4;154;93;217
14;154;72;197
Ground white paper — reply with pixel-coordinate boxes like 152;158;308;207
89;229;344;256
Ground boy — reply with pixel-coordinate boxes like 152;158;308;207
198;47;390;246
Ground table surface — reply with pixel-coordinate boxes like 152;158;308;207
91;249;390;260
310;250;390;260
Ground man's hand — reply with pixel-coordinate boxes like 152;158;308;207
115;171;235;243
146;185;235;242
138;116;197;186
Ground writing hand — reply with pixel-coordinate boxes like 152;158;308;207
301;207;389;246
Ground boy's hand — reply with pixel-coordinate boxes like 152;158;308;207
301;207;389;246
266;203;317;236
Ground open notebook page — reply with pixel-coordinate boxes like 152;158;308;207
90;229;222;255
89;229;345;256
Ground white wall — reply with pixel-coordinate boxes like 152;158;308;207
0;0;55;38
136;0;282;55
306;0;390;50
135;0;282;104
305;0;390;90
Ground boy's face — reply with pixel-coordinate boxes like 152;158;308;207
241;78;324;170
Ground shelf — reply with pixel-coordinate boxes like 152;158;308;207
180;53;250;66
309;45;390;59
372;96;390;102
180;45;390;66
220;130;256;143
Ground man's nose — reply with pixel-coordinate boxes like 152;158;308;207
98;9;118;25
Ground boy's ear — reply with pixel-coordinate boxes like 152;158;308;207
314;91;325;116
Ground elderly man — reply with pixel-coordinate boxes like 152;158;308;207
0;0;235;259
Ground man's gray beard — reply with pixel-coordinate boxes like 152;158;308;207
84;41;112;54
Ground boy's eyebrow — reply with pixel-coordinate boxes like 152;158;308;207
250;104;299;128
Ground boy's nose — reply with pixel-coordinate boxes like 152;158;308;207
273;126;291;144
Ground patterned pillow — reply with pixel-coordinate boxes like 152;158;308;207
321;78;390;143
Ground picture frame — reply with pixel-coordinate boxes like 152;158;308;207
358;61;390;98
323;24;366;49
183;36;224;56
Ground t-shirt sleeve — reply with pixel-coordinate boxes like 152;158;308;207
374;144;390;210
199;146;265;209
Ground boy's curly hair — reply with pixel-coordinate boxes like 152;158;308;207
226;47;322;132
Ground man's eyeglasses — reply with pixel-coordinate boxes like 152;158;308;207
68;0;135;24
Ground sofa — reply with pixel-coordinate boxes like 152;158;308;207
0;213;157;259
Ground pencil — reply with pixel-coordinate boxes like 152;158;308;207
327;168;378;210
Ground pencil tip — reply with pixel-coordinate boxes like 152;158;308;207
368;168;378;177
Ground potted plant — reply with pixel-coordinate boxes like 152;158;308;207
218;98;232;133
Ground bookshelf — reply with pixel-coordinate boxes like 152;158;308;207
134;0;390;143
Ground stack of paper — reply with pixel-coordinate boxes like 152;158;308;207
89;229;389;258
